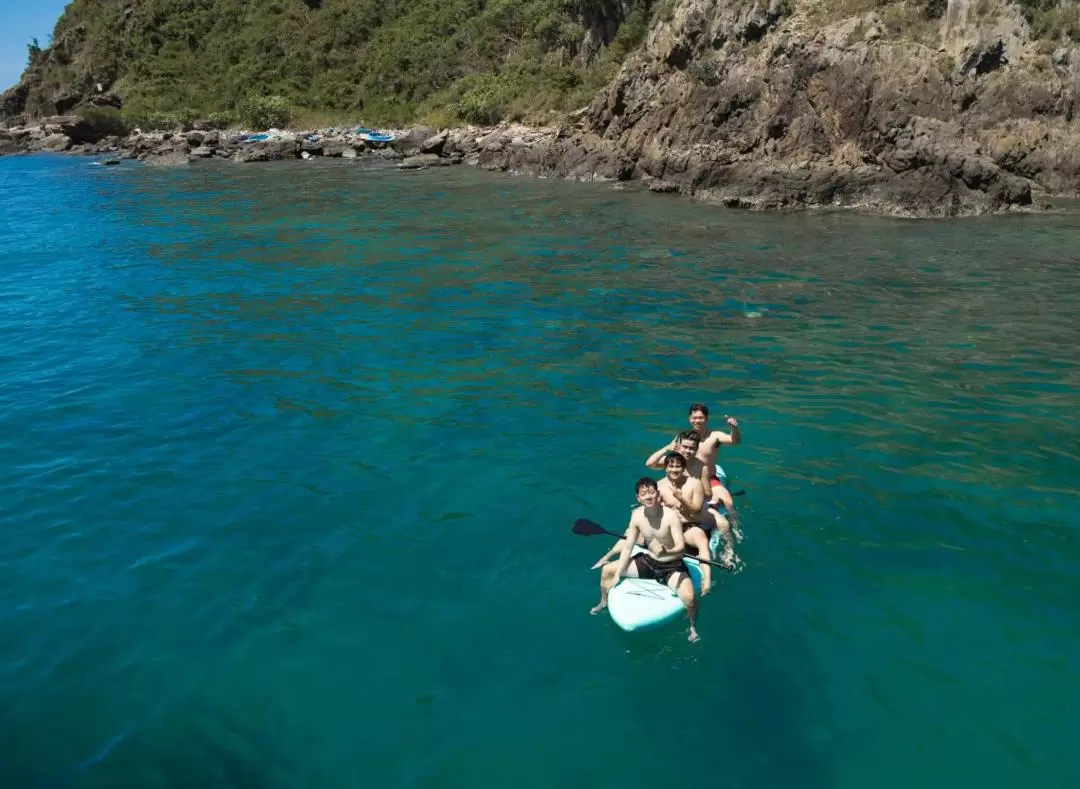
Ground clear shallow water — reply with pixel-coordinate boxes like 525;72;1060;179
1;154;1079;789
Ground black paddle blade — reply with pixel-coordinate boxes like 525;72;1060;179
572;518;610;537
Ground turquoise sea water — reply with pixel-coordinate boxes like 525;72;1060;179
1;154;1079;789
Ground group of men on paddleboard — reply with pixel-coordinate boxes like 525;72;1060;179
589;403;741;642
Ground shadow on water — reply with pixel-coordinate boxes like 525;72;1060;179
616;612;830;789
722;627;832;789
31;702;309;789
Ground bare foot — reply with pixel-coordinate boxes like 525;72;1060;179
590;601;607;615
688;627;700;643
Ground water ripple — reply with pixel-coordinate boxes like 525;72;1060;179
0;156;1078;789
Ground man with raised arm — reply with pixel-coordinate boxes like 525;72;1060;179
688;403;741;521
646;429;713;497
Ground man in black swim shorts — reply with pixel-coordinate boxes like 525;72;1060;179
591;476;700;642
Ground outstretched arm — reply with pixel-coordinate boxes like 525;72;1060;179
728;416;741;445
709;416;740;447
645;437;678;469
591;540;624;569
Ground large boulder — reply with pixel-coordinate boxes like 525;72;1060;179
232;139;300;163
392;127;436;154
55;108;127;144
30;133;72;152
144;150;192;167
419;131;448;155
400;153;444;169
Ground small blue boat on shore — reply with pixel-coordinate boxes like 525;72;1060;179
355;127;395;144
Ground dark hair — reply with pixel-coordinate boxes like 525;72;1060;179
689;403;709;417
636;476;658;493
664;452;687;468
677;430;701;445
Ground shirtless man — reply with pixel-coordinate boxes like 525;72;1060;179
688;403;741;520
590;476;700;642
658;451;735;575
646;430;712;496
594;445;734;580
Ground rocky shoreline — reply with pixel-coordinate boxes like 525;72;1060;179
0;115;629;186
0;117;491;167
0;115;712;196
0;108;1061;218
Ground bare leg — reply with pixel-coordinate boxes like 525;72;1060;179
591;539;625;569
590;558;640;614
670;573;699;642
711;483;742;541
710;509;736;567
711;482;734;510
683;526;713;595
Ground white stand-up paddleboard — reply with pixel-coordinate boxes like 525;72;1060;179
603;463;730;633
607;546;704;632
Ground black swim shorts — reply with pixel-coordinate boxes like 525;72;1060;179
632;552;690;588
685;519;714;538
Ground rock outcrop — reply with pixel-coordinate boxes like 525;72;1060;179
574;0;1076;214
473;0;1080;215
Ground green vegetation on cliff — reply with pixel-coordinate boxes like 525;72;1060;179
8;0;651;127
7;0;1078;130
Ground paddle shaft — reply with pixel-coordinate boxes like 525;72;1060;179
589;524;734;571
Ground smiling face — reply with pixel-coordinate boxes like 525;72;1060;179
635;478;660;507
664;452;687;483
676;431;700;459
689;407;709;434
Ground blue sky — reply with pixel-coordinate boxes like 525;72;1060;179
0;0;70;91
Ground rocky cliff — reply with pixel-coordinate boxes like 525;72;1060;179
4;0;1080;217
476;0;1080;215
